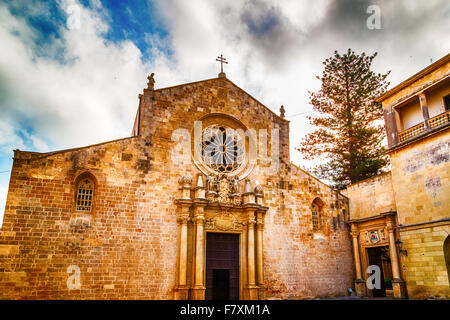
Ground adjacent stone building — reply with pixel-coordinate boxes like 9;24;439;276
0;72;354;299
345;53;450;299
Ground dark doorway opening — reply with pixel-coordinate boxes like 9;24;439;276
367;246;389;297
212;269;229;300
206;233;239;300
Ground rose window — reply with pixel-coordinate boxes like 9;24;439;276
201;125;245;173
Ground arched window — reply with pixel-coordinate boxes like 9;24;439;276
312;203;320;230
76;178;94;212
311;197;325;231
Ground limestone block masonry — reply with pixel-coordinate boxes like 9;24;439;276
0;76;354;299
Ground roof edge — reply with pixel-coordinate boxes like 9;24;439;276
289;161;348;198
152;76;287;123
377;53;450;102
14;136;139;160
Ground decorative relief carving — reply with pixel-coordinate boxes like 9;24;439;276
379;228;386;241
205;211;244;232
218;176;231;203
205;174;242;205
368;231;380;244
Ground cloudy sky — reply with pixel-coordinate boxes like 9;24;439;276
0;0;449;226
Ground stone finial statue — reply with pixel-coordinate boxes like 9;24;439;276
231;176;239;194
206;175;215;192
147;73;155;90
254;184;264;196
196;174;204;188
178;175;192;188
280;105;285;119
244;179;252;193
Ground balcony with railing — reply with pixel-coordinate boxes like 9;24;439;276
398;110;450;143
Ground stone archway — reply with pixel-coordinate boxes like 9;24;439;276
444;235;450;285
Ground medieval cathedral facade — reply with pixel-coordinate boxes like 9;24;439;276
0;54;449;300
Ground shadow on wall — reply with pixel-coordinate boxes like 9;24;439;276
444;235;450;286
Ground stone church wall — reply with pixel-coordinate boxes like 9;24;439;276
0;77;354;299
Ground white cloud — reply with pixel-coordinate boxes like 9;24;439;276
0;0;448;226
0;0;156;151
0;0;155;226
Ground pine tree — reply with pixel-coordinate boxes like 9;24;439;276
298;49;390;189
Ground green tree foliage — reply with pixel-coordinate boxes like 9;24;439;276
298;49;390;189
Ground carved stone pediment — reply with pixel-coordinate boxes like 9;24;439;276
205;210;244;232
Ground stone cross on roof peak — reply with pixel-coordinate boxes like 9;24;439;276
216;54;228;78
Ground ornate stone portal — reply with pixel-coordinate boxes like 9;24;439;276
349;213;406;299
174;174;267;300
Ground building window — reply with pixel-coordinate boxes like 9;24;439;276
311;197;325;231
312;203;320;230
76;178;94;212
201;125;245;173
444;94;450;111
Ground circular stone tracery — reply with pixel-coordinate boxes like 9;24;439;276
201;125;245;174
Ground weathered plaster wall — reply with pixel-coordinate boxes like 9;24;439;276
389;131;450;226
388;130;450;299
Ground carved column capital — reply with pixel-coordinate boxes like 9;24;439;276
256;211;264;229
386;220;395;232
177;216;190;225
246;209;256;228
193;200;207;217
350;224;359;238
193;216;205;225
256;220;264;230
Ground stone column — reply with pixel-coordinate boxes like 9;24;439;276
191;201;206;300
246;209;258;300
419;92;430;130
174;203;190;300
387;220;406;299
242;220;248;299
383;106;399;147
351;224;365;296
256;210;265;299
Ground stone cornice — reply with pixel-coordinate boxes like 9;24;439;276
377;53;450;103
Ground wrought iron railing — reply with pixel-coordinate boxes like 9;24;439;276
398;110;450;143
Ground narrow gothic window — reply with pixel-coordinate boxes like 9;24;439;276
76;178;94;212
312;203;320;230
